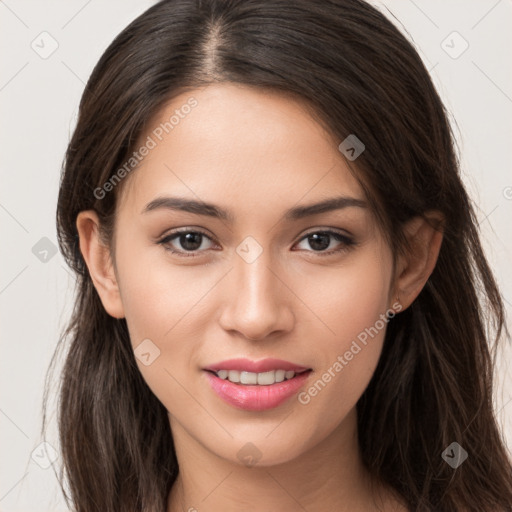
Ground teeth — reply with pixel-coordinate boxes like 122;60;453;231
240;371;258;385
214;369;301;385
275;369;285;383
228;370;240;383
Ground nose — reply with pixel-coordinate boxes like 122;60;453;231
218;247;295;341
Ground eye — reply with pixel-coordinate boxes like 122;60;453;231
158;228;216;258
157;228;356;259
293;230;355;256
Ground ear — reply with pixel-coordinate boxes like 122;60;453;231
76;210;125;319
392;211;444;312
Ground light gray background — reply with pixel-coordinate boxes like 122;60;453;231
1;1;511;510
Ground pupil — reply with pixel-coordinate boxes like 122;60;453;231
309;233;330;251
180;232;202;251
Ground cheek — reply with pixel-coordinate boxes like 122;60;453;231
297;246;391;346
294;247;392;414
113;236;220;401
115;235;210;343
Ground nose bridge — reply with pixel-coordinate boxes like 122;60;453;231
234;237;280;308
219;236;293;339
239;251;276;306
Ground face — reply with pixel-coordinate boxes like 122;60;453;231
110;83;397;466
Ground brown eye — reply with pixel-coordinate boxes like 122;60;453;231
158;229;216;257
294;230;355;256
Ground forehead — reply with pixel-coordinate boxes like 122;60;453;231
117;83;365;217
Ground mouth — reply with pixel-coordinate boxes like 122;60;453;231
202;358;313;410
203;367;313;411
204;368;312;386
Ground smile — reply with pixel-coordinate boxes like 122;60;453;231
210;369;308;385
204;368;312;411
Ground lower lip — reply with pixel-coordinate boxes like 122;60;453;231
204;370;311;411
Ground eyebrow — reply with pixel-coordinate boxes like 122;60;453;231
141;195;367;221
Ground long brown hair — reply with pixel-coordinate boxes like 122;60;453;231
44;0;512;510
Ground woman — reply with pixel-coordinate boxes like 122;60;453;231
44;0;512;510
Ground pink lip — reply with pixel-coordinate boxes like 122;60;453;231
204;370;312;411
203;357;310;373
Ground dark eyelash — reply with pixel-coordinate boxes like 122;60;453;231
299;230;356;257
157;229;355;258
158;228;213;258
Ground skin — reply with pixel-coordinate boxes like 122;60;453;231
77;83;443;512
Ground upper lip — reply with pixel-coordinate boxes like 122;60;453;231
203;358;311;373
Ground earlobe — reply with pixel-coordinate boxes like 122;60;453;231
393;211;444;312
76;210;125;319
